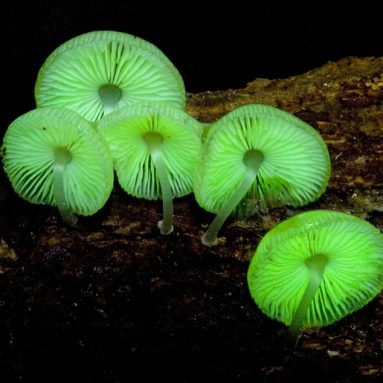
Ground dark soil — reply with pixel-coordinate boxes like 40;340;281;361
1;173;383;383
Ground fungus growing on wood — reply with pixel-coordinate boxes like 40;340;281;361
35;30;186;122
2;107;114;224
194;104;331;246
98;102;202;234
247;210;383;338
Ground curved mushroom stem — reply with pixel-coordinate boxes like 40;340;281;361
290;254;328;339
99;84;122;116
201;150;264;247
53;148;77;225
144;132;174;235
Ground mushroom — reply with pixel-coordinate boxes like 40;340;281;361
194;104;331;246
2;107;114;224
97;102;202;234
35;30;186;122
247;210;383;338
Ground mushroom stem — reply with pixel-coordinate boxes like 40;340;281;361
99;84;122;116
290;254;328;339
202;150;264;246
144;132;174;235
53;147;77;225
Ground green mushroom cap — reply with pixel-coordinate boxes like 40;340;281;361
98;101;202;234
247;210;383;333
35;30;186;122
98;102;202;200
195;104;331;215
2;107;114;220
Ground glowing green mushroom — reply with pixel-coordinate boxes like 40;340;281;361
194;104;331;246
97;102;202;234
2;107;114;224
247;210;383;338
35;30;186;122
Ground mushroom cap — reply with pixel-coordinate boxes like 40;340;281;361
194;104;331;214
2;107;114;216
97;102;202;200
35;30;186;122
247;210;383;328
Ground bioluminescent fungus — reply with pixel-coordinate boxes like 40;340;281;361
194;104;331;246
35;30;186;122
97;102;202;234
247;210;383;338
2;107;114;224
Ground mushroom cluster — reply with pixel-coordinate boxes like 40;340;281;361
2;30;382;339
2;30;194;227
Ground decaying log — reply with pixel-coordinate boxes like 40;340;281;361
0;57;383;382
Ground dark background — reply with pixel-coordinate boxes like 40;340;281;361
1;1;382;130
